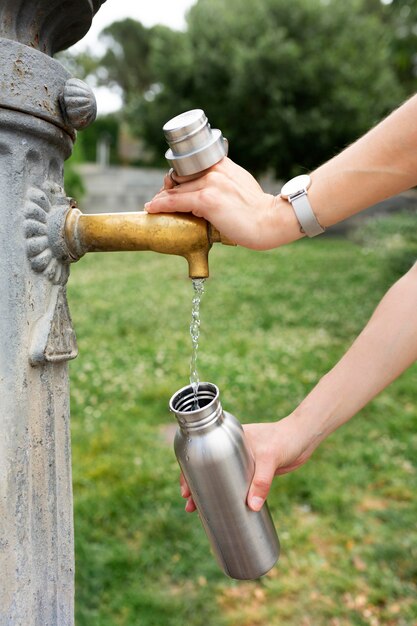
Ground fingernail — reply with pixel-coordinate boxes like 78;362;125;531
144;202;151;210
180;485;186;498
250;496;264;511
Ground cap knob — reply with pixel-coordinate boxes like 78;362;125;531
163;109;227;176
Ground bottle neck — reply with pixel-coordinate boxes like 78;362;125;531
169;382;223;432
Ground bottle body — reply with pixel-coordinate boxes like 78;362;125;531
170;382;280;580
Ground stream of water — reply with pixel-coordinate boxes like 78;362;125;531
189;278;205;407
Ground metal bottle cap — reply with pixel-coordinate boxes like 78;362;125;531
163;109;227;176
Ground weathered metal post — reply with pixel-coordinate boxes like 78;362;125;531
0;1;105;624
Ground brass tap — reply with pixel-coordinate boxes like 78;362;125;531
64;208;234;279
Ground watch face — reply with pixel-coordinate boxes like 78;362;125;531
280;174;311;198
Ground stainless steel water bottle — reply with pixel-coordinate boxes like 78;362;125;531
169;382;280;580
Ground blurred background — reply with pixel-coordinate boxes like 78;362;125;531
62;1;417;624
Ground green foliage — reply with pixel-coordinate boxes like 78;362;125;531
363;0;417;95
76;114;121;164
125;25;194;168
98;19;162;101
351;211;417;283
68;239;417;625
60;1;414;174
57;49;101;82
60;1;409;174
129;0;403;176
64;139;85;200
386;0;417;95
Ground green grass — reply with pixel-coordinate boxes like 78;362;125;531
68;237;417;626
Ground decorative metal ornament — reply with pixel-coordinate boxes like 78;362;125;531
25;182;72;285
61;78;97;130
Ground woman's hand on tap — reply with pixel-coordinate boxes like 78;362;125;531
145;157;303;250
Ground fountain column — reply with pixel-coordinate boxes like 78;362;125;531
0;2;105;624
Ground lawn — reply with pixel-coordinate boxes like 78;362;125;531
68;236;417;626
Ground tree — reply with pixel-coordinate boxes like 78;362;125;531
373;0;417;94
97;18;161;104
361;0;417;94
129;0;404;177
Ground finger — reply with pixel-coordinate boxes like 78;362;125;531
185;497;197;513
163;171;177;190
172;170;205;184
168;159;229;185
159;171;217;195
179;473;196;512
179;472;191;498
165;165;221;188
247;458;276;512
160;158;245;194
145;189;215;217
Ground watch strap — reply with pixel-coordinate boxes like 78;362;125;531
290;191;325;237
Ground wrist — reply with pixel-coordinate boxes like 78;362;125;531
290;374;345;450
280;174;325;238
261;193;305;249
289;405;330;455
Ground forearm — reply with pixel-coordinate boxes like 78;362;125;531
309;93;417;227
293;263;417;444
271;94;417;246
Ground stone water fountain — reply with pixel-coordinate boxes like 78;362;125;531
0;1;231;623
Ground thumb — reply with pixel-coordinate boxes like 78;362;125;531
247;458;276;512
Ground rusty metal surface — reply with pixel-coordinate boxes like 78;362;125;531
0;40;98;136
0;0;107;55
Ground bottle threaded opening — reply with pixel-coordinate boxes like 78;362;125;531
170;382;218;414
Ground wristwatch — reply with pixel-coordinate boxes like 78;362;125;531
280;174;325;237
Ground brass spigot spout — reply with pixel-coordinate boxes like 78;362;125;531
64;208;234;279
